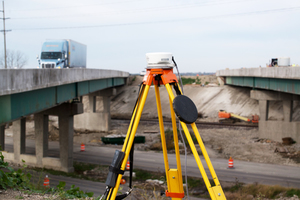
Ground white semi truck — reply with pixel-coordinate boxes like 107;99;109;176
37;39;87;68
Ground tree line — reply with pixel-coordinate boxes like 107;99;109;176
0;50;28;69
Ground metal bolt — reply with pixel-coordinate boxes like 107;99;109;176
218;193;221;196
172;177;175;179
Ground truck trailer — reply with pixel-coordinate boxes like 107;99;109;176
37;39;87;68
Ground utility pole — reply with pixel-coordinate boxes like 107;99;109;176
0;1;11;69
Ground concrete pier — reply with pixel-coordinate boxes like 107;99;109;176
12;118;26;162
2;102;83;173
0;125;5;150
74;88;115;132
34;113;49;167
251;90;300;143
40;102;83;172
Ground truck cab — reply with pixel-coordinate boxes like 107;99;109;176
38;40;68;68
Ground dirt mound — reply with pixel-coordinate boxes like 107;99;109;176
110;75;300;121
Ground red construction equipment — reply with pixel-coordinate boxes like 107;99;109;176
218;110;259;123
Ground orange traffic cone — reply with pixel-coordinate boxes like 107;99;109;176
43;175;50;188
126;161;130;170
120;178;126;185
81;143;85;152
228;157;234;169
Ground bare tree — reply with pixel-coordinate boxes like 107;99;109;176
0;50;28;68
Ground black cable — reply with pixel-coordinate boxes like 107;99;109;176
129;142;134;189
172;56;184;94
172;56;190;200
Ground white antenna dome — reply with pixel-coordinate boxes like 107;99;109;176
146;52;174;68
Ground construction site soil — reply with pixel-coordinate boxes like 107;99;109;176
107;75;300;166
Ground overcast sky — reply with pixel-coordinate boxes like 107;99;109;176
2;0;300;73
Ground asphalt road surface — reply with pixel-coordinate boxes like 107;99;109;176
3;137;300;198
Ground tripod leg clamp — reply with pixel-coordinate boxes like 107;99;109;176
105;150;125;188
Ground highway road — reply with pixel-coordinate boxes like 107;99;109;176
3;136;300;198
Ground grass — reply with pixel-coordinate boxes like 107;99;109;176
180;77;202;85
186;177;205;188
29;161;109;182
73;161;99;173
18;161;300;199
134;169;165;182
286;189;300;197
181;77;195;85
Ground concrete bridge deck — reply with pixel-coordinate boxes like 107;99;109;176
217;67;300;144
217;67;300;95
0;69;129;125
0;68;129;172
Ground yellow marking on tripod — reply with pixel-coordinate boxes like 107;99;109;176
154;84;170;187
167;169;183;200
110;85;150;200
169;96;183;187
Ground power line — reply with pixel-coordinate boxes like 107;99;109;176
0;1;11;69
11;6;300;31
8;0;144;12
11;0;259;20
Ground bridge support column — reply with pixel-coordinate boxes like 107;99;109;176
101;94;111;131
59;114;74;172
34;113;49;167
259;100;269;121
251;90;300;143
41;102;83;173
74;88;115;132
0;125;5;150
283;100;293;122
89;95;96;113
12;118;26;162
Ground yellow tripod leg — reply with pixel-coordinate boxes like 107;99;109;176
122;85;145;151
109;84;150;200
154;85;184;200
154;85;170;186
168;96;184;200
191;123;226;199
164;83;226;200
169;96;183;186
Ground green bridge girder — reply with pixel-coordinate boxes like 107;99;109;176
0;77;126;125
225;76;300;95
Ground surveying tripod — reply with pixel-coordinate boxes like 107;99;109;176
102;67;226;200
